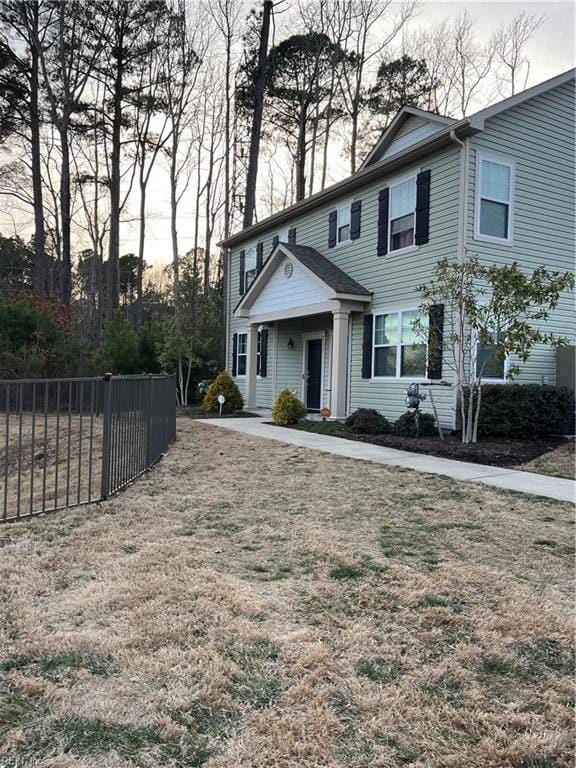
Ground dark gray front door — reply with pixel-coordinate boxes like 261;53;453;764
306;339;322;411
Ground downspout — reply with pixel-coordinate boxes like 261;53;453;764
450;130;470;432
224;248;231;372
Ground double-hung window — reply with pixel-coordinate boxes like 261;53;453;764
244;246;257;290
337;205;351;244
475;325;506;380
236;332;247;376
373;309;428;378
476;154;514;242
389;177;416;252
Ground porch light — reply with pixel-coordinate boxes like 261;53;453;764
287;338;294;350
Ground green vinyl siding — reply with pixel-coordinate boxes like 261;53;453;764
467;78;575;385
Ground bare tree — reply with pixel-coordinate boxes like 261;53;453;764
492;11;545;96
450;11;495;117
0;0;48;293
163;0;204;304
337;0;417;173
243;0;273;227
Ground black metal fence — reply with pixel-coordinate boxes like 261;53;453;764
0;374;176;522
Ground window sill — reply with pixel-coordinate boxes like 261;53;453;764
387;244;419;257
369;376;429;382
473;232;513;247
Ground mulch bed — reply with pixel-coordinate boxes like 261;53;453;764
187;411;262;420
333;431;566;468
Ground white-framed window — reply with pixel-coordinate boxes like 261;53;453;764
256;331;262;377
244;246;257;290
475;325;508;380
236;332;247;376
373;308;428;378
389;176;416;252
475;153;514;243
336;204;351;244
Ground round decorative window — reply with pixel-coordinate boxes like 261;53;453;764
283;261;293;278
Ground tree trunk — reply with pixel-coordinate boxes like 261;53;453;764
29;5;45;295
136;171;146;325
59;126;71;304
106;55;123;320
350;106;359;175
243;0;272;228
169;137;179;310
295;108;307;202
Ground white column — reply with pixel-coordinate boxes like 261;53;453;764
245;324;259;408
331;309;350;419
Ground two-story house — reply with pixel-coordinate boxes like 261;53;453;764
220;69;575;427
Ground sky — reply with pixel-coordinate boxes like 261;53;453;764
0;0;573;268
124;0;575;264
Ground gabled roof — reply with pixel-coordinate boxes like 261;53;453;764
359;107;456;171
467;67;575;128
234;242;371;316
282;243;371;296
220;68;575;250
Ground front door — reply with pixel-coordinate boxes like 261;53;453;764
305;339;322;411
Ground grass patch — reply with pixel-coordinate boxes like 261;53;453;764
0;652;118;681
30;715;211;766
293;419;349;435
329;564;364;580
417;594;464;613
355;657;401;684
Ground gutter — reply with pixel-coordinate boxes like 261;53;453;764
220;118;477;248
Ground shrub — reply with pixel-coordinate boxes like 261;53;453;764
345;408;391;435
202;371;244;414
272;389;307;426
394;410;437;437
471;384;575;438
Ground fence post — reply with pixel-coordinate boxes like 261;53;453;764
100;373;112;500
146;374;154;467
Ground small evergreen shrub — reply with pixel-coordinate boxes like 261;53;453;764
394;410;437;437
272;389;307;426
345;408;391;435
470;384;575;438
202;371;244;414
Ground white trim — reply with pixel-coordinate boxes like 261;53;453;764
360;106;456;171
469;68;574;125
334;200;352;246
474;151;515;246
387;172;419;254
235;330;248;378
302;332;326;410
371;307;429;380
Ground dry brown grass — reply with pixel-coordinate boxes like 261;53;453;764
518;440;575;480
0;413;104;520
0;419;574;767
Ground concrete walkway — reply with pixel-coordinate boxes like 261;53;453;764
201;417;575;504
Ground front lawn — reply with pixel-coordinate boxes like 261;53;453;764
0;420;573;767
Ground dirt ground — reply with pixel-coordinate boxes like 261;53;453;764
0;419;574;767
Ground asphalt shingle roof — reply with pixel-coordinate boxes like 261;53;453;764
279;243;371;297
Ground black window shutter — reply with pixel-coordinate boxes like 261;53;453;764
362;314;373;379
350;200;362;240
256;241;264;272
259;328;268;378
328;210;337;248
272;235;279;247
427;303;444;379
239;250;245;295
288;227;296;244
232;333;238;376
377;189;389;256
415;170;431;245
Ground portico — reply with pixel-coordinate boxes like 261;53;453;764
234;243;371;418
